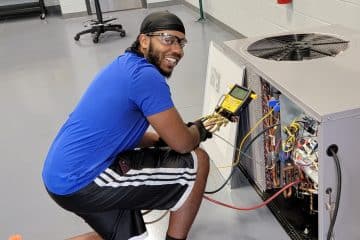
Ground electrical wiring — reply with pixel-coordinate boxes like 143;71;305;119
205;123;280;194
233;107;275;167
204;179;301;211
217;107;275;169
282;120;301;153
327;148;342;240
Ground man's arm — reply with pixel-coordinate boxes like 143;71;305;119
147;107;200;153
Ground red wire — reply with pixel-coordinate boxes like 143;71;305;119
203;179;301;211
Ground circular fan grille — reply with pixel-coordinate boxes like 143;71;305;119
247;33;349;61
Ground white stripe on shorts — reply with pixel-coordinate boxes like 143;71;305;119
94;157;197;188
171;151;197;211
93;151;198;211
105;167;196;181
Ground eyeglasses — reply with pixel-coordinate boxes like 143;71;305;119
146;32;188;48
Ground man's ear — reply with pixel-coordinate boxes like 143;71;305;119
139;34;150;51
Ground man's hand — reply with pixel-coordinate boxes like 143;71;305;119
187;120;212;142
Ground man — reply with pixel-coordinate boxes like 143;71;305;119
42;11;212;240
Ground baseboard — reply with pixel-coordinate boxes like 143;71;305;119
182;1;245;39
62;11;88;19
147;0;184;9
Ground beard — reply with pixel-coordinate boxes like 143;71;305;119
146;42;173;78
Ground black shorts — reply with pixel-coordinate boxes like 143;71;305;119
48;147;197;240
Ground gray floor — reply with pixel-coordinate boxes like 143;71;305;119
0;5;290;240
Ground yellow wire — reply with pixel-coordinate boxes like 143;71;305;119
282;119;301;152
218;108;275;168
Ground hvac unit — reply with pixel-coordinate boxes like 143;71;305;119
211;25;360;240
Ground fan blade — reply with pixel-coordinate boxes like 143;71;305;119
248;46;285;52
247;34;347;61
310;48;334;57
269;36;293;44
256;48;288;59
276;48;292;61
309;35;334;43
312;41;349;46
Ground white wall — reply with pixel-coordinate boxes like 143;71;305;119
59;0;86;14
57;0;173;14
0;0;58;6
147;0;172;3
185;0;360;37
44;0;59;6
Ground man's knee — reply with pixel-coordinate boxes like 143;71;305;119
194;147;209;174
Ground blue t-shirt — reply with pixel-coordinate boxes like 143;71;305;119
42;52;174;195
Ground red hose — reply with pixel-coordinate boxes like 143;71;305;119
203;179;301;211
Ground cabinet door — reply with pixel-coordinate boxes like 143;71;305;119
202;41;245;179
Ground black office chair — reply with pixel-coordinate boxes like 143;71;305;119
74;0;125;43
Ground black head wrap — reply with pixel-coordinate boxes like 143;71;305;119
126;11;185;54
140;11;185;34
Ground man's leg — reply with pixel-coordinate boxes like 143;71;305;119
52;147;205;240
166;148;210;239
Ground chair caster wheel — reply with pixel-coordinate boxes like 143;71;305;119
93;37;99;43
74;35;80;41
120;31;126;37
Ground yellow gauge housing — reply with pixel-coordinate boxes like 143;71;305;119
216;84;256;120
221;95;244;114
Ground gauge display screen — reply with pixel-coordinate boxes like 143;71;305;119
230;86;248;100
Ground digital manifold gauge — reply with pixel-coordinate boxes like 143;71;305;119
215;84;257;121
